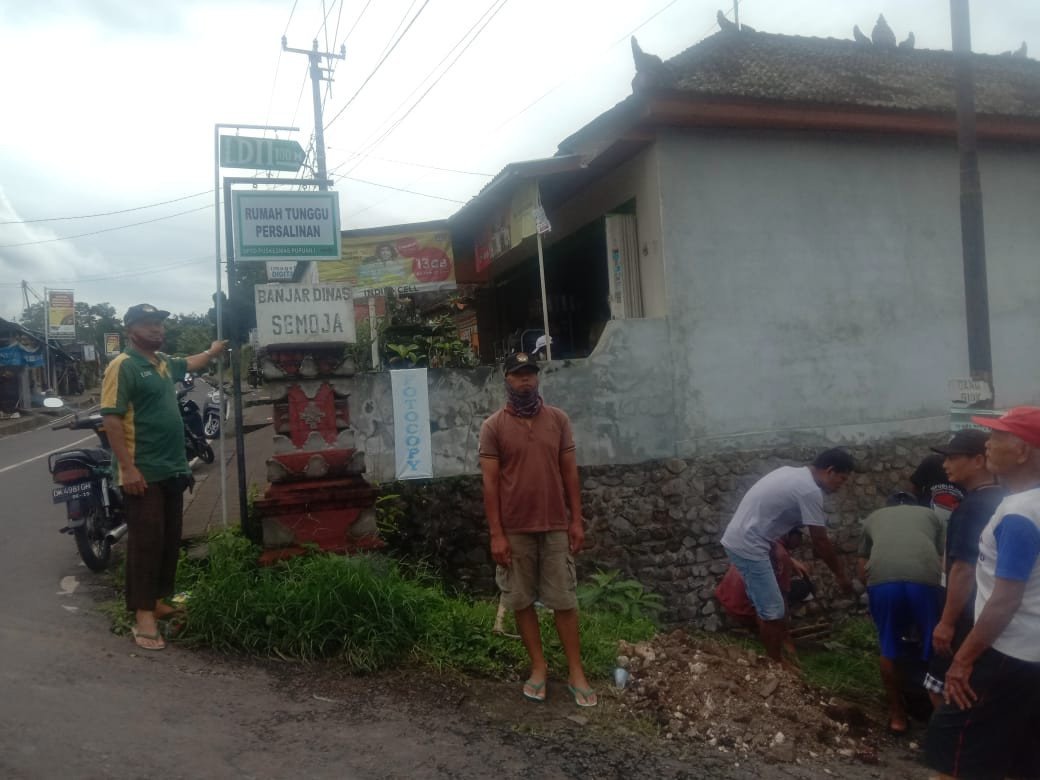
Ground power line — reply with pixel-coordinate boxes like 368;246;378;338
322;0;432;132
341;0;373;46
338;175;466;203
0;255;212;287
0;190;213;225
328;0;509;178
327;150;493;176
0;205;212;248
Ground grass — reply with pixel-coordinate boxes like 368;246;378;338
800;618;883;703
156;530;656;679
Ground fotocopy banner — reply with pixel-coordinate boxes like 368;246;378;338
390;368;433;480
48;290;76;341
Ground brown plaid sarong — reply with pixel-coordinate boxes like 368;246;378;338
123;477;184;611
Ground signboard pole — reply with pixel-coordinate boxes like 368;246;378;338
224;178;251;539
43;287;53;390
535;230;553;362
214;123;299;530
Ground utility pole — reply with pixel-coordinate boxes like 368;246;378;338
950;0;994;404
281;37;345;193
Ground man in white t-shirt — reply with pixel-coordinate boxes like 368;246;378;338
926;407;1040;780
720;449;856;664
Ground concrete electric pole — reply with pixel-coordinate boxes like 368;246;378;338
281;37;345;193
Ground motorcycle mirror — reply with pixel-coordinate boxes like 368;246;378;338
43;397;65;409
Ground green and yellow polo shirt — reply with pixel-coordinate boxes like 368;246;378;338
100;348;189;484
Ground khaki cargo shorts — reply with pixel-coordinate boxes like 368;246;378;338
496;530;577;611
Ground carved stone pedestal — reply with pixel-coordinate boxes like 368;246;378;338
252;344;381;559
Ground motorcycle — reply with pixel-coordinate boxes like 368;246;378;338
48;405;126;572
178;386;215;464
202;383;230;439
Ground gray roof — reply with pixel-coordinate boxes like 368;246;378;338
663;30;1040;117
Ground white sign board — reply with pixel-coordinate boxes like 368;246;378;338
254;283;356;346
391;368;433;480
948;377;993;404
232;191;341;260
266;261;297;281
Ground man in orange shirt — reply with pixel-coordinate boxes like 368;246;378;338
479;352;595;707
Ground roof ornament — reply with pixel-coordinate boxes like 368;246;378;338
872;14;897;48
899;31;916;50
630;36;676;94
853;25;871;45
716;10;738;33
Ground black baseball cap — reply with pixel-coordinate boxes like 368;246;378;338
930;429;989;457
503;352;539;375
124;303;170;327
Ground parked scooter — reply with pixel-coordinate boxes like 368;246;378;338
202;383;230;439
48;401;126;571
178;386;215;464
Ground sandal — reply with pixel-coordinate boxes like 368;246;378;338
131;627;166;651
567;684;598;708
522;679;547;703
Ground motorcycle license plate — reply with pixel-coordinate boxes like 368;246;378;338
52;483;94;504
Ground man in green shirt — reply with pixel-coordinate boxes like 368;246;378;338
101;304;225;651
858;492;945;734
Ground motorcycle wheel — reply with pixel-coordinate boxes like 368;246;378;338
203;415;220;439
74;507;113;572
200;443;215;464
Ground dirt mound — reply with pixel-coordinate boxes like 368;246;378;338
616;631;884;765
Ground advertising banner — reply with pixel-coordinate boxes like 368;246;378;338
474;180;539;273
104;332;121;356
48;290;76;341
317;228;456;299
391;368;433;480
232;191;341;260
254;283;357;346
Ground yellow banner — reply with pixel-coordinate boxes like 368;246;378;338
475;180;539;272
48;290;75;341
104;332;121;355
318;229;456;298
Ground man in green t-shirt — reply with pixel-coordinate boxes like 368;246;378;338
101;304;226;651
858;492;945;734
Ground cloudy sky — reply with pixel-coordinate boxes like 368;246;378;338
0;0;1036;322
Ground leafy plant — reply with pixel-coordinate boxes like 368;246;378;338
577;569;665;624
375;493;407;542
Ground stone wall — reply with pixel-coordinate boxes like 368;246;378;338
382;434;946;628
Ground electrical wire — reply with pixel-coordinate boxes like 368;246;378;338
328;0;509;178
0;190;213;225
322;0;432;132
341;0;373;47
0;255;212;287
327;150;493;176
0;205;212;248
338;175;465;203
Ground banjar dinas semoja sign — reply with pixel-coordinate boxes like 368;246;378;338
254;283;357;346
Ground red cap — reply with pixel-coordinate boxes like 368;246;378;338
971;406;1040;448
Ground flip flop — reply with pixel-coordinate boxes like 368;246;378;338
567;684;598;708
131;627;166;651
522;679;547;703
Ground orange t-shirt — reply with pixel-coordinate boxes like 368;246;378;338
479;405;575;533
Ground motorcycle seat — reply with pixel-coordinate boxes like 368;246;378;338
52;448;111;467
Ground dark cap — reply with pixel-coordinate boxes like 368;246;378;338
124;303;170;327
930;429;989;457
503;352;539;375
972;406;1040;448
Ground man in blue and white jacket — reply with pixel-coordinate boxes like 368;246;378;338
925;406;1040;780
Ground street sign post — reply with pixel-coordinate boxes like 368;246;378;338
219;136;306;172
232;190;341;260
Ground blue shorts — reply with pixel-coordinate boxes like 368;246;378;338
867;581;943;660
726;549;785;621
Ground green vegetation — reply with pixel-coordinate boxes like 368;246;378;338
800;618;882;702
578;569;665;625
168;530;655;678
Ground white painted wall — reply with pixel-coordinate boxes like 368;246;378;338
656;129;1040;450
547;146;668;318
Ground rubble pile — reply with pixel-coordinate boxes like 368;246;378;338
617;631;883;765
